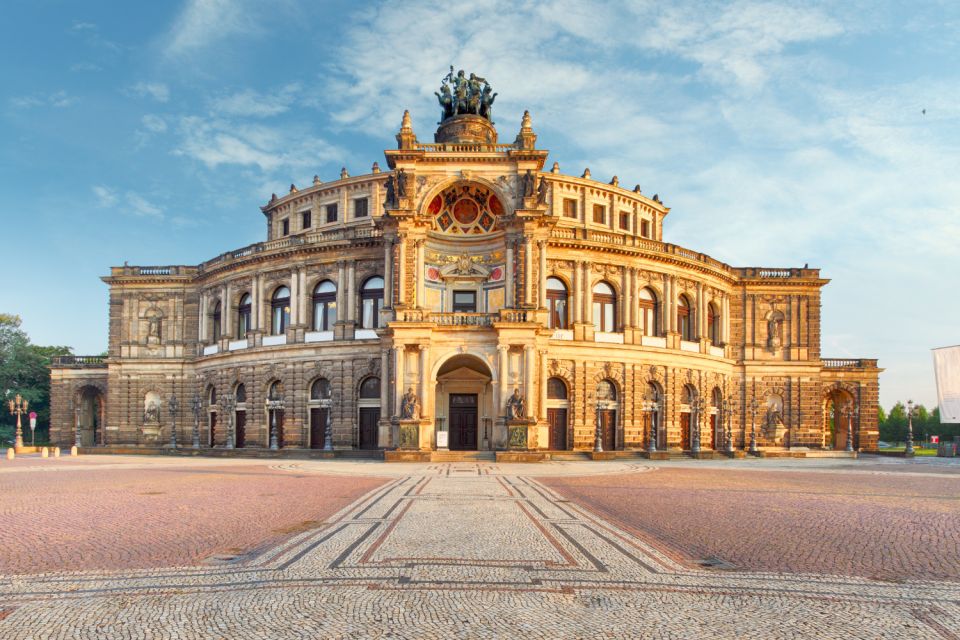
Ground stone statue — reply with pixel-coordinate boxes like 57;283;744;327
522;170;536;198
506;388;525;420
144;400;160;423
435;68;496;121
767;314;783;349
396;169;407;198
400;387;420;420
479;84;497;119
435;84;454;120
455;253;472;275
385;175;397;208
536;175;548;205
147;316;161;340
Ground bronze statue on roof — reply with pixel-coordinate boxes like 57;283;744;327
435;67;497;123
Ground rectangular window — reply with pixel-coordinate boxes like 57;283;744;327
592;204;605;224
452;290;477;313
281;219;289;236
354;197;368;218
619;211;630;230
563;198;577;218
325;203;338;223
641;219;651;238
301;210;311;229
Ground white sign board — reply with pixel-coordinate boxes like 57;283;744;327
932;345;960;423
436;431;448;448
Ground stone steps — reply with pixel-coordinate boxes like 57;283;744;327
430;451;496;462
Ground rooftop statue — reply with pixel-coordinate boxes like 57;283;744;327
435;66;497;123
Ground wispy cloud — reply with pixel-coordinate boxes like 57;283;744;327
209;83;301;117
70;62;102;72
9;90;75;109
128;82;170;103
93;185;164;219
164;0;261;57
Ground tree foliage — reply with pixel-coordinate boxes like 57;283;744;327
0;314;72;445
879;400;960;443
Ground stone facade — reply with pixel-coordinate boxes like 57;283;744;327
49;91;881;454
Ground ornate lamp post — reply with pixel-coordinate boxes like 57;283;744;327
7;394;28;449
190;392;201;449
843;403;856;452
322;390;336;452
220;392;235;449
906;399;915;456
748;398;759;454
724;393;736;454
691;395;703;453
643;388;658;453
591;393;603;453
168;393;179;449
266;392;284;451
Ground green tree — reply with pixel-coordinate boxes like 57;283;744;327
0;314;72;446
881;401;907;443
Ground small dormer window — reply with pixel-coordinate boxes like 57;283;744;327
281;219;289;236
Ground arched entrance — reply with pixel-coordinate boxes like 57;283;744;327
546;377;569;450
77;386;104;446
357;377;380;449
680;384;697;450
434;354;494;451
823;386;857;450
596;379;618;451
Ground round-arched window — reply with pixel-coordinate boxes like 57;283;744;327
597;380;617;401
235;384;246;404
311;378;331;401
238;293;252;337
547;377;568;400
592;281;616;333
359;377;380;399
361;277;384;329
271;287;291;335
638;287;659;337
546;277;568;330
313;280;337;331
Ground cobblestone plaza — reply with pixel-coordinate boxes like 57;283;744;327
2;454;958;638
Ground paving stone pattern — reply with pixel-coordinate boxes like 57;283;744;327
0;455;958;639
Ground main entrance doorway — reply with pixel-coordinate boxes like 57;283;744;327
449;393;478;450
310;407;328;449
359;407;379;449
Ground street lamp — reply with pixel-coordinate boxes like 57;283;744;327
748;397;759;454
643;387;658;453
906;399;915;456
266;391;284;451
724;393;736;454
7;393;28;449
168;393;179;449
220;392;235;449
691;396;703;453
842;403;857;453
591;393;603;453
191;392;202;449
321;390;336;451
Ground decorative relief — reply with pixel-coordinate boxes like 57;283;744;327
429;183;503;235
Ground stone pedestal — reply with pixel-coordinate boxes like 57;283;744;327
397;419;421;451
507;419;536;450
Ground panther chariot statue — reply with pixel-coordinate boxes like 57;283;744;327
433;67;499;144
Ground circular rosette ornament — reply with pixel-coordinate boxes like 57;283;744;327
428;183;503;234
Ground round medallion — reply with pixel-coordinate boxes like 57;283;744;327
452;198;480;224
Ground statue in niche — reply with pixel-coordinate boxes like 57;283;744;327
385;175;397;208
145;313;162;345
767;312;784;350
396;168;407;198
144;400;160;423
506;387;525;420
400;387;420;420
521;170;536;198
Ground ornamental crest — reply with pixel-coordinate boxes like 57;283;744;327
428;182;503;235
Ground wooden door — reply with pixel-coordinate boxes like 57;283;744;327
209;412;217;447
235;411;246;448
449;394;478;451
310;408;328;449
548;408;568;450
680;413;691;450
600;409;616;451
359;408;379;449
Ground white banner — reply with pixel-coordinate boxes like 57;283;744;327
932;345;960;423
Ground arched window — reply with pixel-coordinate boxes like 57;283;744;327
638;287;659;337
592;281;616;333
597;379;617;401
310;378;330;401
360;277;384;329
235;383;246;404
268;380;283;400
359;376;380;399
547;377;568;399
682;384;697;405
237;293;251;337
312;280;337;331
708;302;720;345
208;385;217;406
212;301;221;341
678;294;693;341
546;277;568;329
271;286;291;335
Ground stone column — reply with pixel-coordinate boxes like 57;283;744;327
722;295;730;343
505;239;515;308
419;345;430;413
524;345;535;419
620;266;629;331
289;270;299;326
572;260;582;323
383;238;394;308
380;349;391;415
336;261;346;319
582;262;592;326
199;292;207;342
523;237;533;305
347;260;357;322
250;277;259;331
538;240;547;308
256;275;266;330
393;346;405;417
224;282;233;338
628;269;637;328
398;236;407;306
298;269;307;326
695;282;703;339
415;239;425;308
497;345;509;415
539;349;548;421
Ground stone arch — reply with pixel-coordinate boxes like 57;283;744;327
822;381;860;450
418;176;514;221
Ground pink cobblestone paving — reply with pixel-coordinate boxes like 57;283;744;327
542;466;960;581
0;456;387;574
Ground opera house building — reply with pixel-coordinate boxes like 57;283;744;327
49;73;881;460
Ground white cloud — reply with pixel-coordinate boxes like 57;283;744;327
141;114;168;133
164;0;261;57
70;62;102;72
9;90;74;109
210;83;301;117
129;82;170;103
92;185;164;219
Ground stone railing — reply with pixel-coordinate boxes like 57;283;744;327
822;358;865;369
396;309;426;322
498;309;530;323
51;355;107;368
431;312;495;327
739;267;820;279
415;142;516;153
111;265;195;277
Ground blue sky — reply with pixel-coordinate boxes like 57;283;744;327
1;0;958;411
